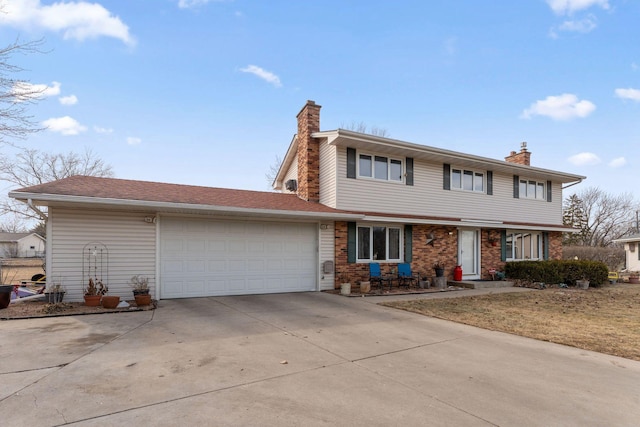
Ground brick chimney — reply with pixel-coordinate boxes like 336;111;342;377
505;142;531;166
296;100;321;202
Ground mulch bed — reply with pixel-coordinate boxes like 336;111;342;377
0;300;157;320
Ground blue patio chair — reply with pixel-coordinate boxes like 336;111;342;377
369;263;387;290
398;263;418;288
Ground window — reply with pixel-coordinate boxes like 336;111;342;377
519;179;545;200
452;168;484;193
505;231;542;260
358;153;403;182
357;225;402;261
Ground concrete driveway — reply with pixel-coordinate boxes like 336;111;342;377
1;291;639;426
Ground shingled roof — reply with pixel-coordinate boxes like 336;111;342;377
10;175;353;216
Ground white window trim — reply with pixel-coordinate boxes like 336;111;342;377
519;178;546;200
451;167;485;193
357;151;404;183
356;224;403;262
505;230;543;261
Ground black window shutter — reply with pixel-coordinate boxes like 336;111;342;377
501;230;507;261
543;232;549;260
347;148;356;179
347;222;356;263
406;157;414;186
513;175;519;198
487;171;493;195
443;164;451;190
404;225;412;262
546;181;552;202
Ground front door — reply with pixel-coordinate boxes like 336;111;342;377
459;229;480;279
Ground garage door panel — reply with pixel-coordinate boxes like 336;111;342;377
161;218;317;298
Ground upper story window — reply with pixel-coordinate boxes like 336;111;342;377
357;225;402;262
358;153;403;182
451;168;485;193
519;179;546;200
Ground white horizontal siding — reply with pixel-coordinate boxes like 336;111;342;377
281;154;298;194
49;208;156;301
319;142;337;208
335;148;563;225
319;223;335;290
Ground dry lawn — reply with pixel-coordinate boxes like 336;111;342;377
382;283;640;361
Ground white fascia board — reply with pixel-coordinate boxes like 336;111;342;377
316;129;586;184
10;192;364;221
360;214;575;232
273;134;298;190
613;236;640;243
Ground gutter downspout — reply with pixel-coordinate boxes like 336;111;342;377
562;179;583;190
27;198;48;221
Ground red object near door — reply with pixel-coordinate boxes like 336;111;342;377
454;265;463;281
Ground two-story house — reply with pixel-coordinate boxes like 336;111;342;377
9;100;584;301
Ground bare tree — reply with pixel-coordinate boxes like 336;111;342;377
340;121;390;138
0;148;114;227
563;187;639;247
264;154;282;189
1;38;46;146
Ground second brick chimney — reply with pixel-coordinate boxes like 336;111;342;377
505;142;531;166
296;100;321;202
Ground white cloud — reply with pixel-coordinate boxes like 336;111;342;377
94;126;113;134
521;93;596;121
59;94;78;105
240;65;282;87
127;136;142;145
42;116;87;135
558;15;597;33
178;0;215;8
632;62;639;71
615;88;640;102
568;152;601;166
0;0;135;46
11;81;61;102
546;0;610;15
609;157;627;168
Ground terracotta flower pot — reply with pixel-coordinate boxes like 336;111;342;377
101;296;120;309
134;293;152;306
84;295;102;306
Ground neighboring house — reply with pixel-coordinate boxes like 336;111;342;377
9;101;585;301
0;233;45;258
612;234;640;272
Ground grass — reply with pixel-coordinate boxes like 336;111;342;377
381;283;640;361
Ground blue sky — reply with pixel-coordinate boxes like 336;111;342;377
1;0;638;197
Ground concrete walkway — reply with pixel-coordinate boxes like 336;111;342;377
1;289;639;426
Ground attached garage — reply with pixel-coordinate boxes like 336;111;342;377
160;217;318;298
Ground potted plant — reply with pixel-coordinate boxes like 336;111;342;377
84;278;108;306
0;263;17;309
44;283;66;304
130;275;152;306
337;274;351;295
433;261;445;278
576;277;590;290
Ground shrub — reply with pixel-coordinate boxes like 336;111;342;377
505;260;608;286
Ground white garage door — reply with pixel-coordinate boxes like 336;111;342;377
160;217;317;298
